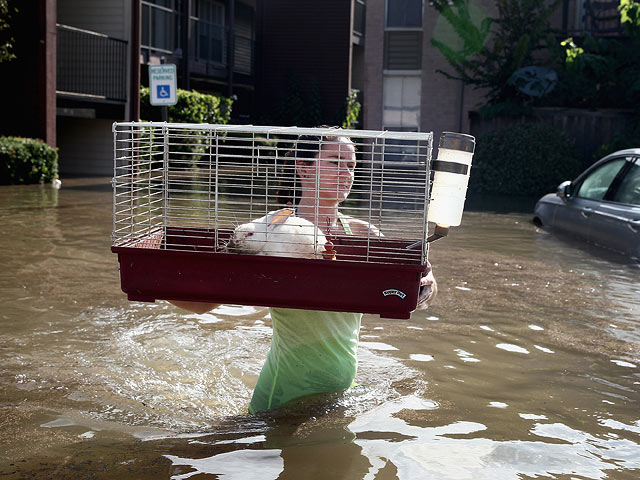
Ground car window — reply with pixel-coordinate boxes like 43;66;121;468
575;158;626;200
612;159;640;206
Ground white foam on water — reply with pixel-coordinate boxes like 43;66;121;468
534;345;555;354
359;341;398;351
410;354;435;362
496;344;530;354
611;360;636;368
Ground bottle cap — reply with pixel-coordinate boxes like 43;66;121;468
439;132;475;153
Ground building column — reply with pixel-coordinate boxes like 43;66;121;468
130;0;141;121
181;0;191;90
40;0;57;147
227;0;235;98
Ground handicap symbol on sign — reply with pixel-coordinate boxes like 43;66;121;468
157;85;171;98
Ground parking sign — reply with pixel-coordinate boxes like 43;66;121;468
149;64;177;106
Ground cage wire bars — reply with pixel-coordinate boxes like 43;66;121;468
111;123;434;265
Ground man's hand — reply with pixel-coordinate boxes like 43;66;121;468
417;267;437;310
169;300;220;314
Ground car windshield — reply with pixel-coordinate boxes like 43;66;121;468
575;158;626;200
611;159;640;206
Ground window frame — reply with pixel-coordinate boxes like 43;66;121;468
573;155;638;205
190;0;226;65
382;72;422;130
610;157;640;206
385;0;424;30
141;0;181;56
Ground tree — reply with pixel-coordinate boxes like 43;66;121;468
431;0;562;114
0;0;16;63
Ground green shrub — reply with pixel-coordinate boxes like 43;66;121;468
0;136;58;185
468;123;581;197
593;119;640;160
140;87;233;124
140;87;233;167
340;89;362;129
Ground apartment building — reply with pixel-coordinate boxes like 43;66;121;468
0;0;257;176
0;0;624;176
361;0;623;139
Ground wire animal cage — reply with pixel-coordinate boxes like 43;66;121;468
111;123;473;319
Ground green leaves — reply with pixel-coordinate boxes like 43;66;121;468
468;123;580;197
550;32;640;109
430;0;491;81
0;136;58;185
341;90;361;129
619;0;640;28
431;0;563;108
0;0;17;63
139;88;234;167
561;38;584;67
140;87;233;124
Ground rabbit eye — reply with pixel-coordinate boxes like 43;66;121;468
247;232;253;237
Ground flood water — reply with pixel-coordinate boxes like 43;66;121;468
1;178;639;479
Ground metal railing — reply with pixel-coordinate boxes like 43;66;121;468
57;24;128;102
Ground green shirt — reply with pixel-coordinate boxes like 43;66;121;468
249;307;362;413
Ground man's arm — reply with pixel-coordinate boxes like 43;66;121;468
168;300;220;314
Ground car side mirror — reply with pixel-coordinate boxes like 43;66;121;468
556;181;572;200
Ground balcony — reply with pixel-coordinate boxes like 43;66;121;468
57;24;128;103
561;0;625;37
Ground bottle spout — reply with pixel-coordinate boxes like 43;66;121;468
405;225;450;249
427;225;449;243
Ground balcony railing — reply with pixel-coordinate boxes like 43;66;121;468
583;0;623;36
57;24;128;102
561;0;624;37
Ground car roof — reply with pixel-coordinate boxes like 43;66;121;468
600;148;640;161
582;148;640;174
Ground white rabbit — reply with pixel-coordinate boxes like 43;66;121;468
226;208;329;259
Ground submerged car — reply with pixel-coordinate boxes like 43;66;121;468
533;148;640;259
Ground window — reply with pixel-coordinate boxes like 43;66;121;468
383;75;421;129
384;0;423;70
384;31;422;70
386;0;423;28
612;160;640;205
191;0;225;64
576;158;626;200
142;0;181;55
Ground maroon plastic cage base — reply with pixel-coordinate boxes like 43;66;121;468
112;227;429;319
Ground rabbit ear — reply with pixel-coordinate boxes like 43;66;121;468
268;208;295;227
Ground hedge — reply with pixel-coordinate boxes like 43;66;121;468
140;87;233;124
0;136;59;185
468;123;582;197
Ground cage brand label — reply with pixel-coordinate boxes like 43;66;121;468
382;289;407;300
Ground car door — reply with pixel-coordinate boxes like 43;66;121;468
553;157;627;240
588;156;640;257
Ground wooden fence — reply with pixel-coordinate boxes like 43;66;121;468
469;108;633;169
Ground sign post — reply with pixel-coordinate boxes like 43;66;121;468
149;64;178;120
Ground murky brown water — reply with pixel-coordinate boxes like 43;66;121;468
1;178;639;479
